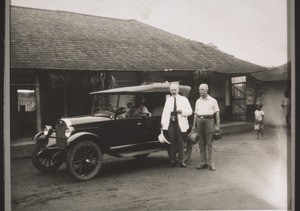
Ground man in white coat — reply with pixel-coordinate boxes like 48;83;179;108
161;84;193;167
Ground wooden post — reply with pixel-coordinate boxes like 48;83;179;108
225;78;230;106
63;73;68;117
35;72;42;132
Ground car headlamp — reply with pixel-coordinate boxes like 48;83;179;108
65;127;75;138
43;125;53;136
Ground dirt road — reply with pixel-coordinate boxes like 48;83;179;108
11;127;290;210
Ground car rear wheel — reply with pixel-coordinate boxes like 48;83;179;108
67;140;103;181
182;140;193;162
32;139;64;172
167;137;193;163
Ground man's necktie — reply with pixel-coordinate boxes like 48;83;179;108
173;96;177;112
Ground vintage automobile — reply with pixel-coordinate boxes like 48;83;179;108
32;83;193;181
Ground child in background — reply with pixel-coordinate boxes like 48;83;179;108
254;104;264;139
281;90;291;127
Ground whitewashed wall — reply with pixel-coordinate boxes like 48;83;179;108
210;75;227;116
258;82;288;126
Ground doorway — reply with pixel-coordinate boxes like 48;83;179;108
231;76;246;121
16;89;36;137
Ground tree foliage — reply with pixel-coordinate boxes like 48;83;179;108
188;68;212;108
44;71;117;122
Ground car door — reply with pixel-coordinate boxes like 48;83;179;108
123;115;162;145
144;115;161;141
121;116;146;144
98;118;128;147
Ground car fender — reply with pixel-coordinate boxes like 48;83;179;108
66;132;121;157
67;132;100;145
32;131;46;143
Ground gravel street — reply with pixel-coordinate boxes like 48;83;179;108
11;127;291;210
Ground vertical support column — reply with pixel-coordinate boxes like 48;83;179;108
62;72;69;117
63;77;68;117
35;72;42;132
225;78;231;106
225;77;232;121
10;86;18;139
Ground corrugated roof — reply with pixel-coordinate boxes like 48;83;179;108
251;62;290;81
11;6;266;73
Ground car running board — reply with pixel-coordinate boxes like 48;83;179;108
118;148;165;158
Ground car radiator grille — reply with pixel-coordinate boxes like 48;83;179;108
55;121;67;148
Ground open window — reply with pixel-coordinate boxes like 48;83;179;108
17;89;36;112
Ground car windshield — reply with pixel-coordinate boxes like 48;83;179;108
91;94;136;116
91;92;168;117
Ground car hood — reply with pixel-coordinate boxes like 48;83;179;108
60;115;111;127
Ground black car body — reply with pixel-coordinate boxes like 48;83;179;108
32;83;193;181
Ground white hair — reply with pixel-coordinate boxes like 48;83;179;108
199;83;209;90
169;83;179;90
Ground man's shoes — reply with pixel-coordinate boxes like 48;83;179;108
196;164;207;170
208;165;216;171
168;161;177;168
168;161;187;168
179;162;187;168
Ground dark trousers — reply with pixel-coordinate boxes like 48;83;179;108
196;118;214;166
168;120;184;163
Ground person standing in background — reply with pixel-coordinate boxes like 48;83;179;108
254;104;264;139
281;90;291;127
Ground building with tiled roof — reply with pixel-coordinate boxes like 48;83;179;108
10;6;270;139
247;62;291;126
11;6;266;73
251;62;290;82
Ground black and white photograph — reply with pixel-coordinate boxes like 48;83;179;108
5;0;293;210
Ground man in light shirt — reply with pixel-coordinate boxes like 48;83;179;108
161;84;193;168
192;83;220;171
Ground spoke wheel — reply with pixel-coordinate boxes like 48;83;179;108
167;137;193;163
67;140;103;181
182;140;193;162
32;139;63;172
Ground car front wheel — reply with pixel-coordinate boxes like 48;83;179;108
66;140;103;181
32;139;64;172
